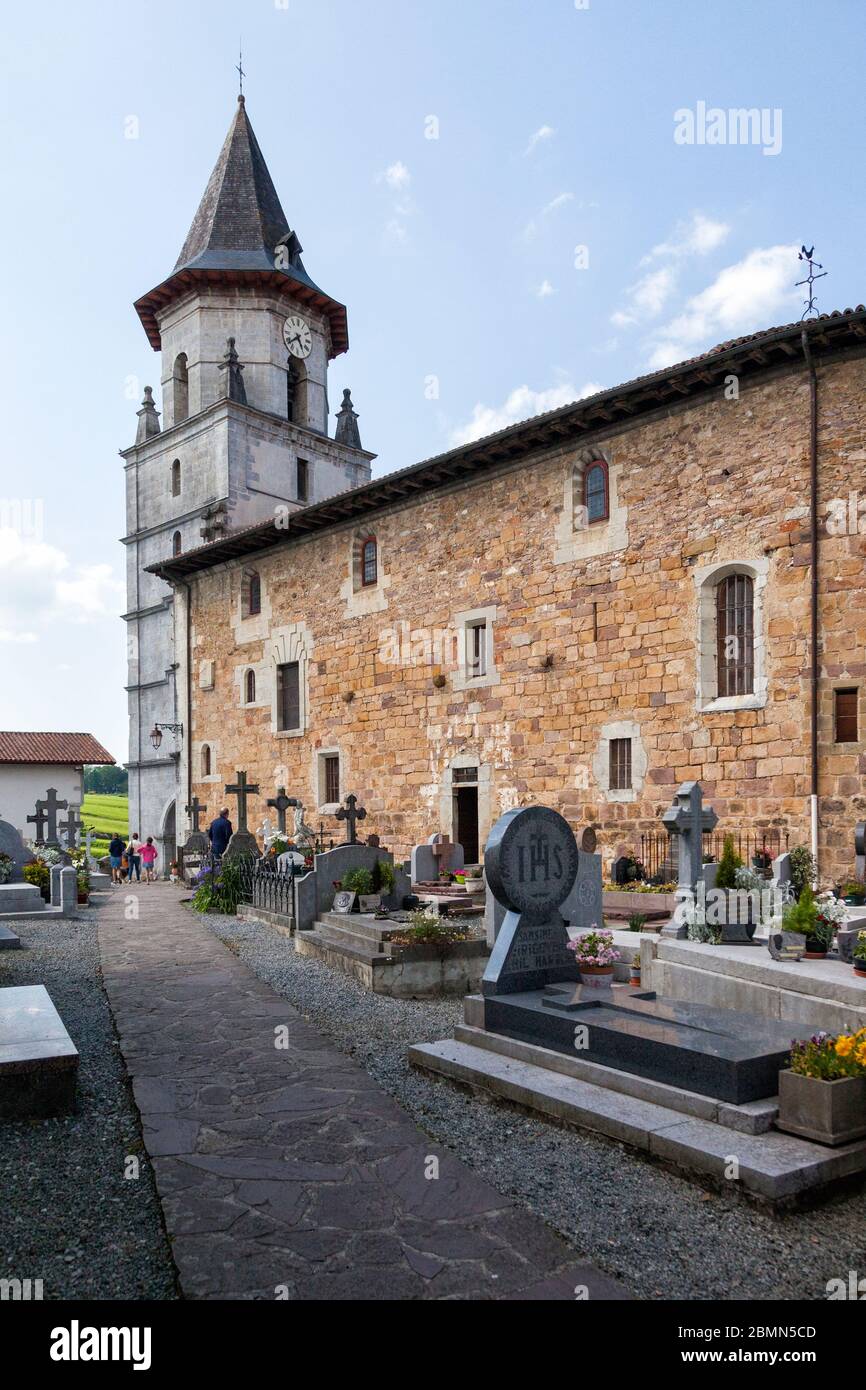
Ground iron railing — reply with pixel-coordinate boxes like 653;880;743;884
636;828;789;885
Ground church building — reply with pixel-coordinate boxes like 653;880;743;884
134;101;866;885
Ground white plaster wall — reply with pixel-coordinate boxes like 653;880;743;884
0;765;86;840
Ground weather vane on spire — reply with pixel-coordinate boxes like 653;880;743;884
236;42;246;97
796;245;827;320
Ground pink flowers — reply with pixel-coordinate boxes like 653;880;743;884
567;925;621;967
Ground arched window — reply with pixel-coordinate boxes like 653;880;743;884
172;531;182;557
362;537;378;587
172;353;189;424
201;745;211;777
716;574;754;697
171;459;181;497
584;460;609;523
245;669;256;704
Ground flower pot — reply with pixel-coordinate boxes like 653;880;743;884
803;937;828;959
578;965;615;987
777;1070;866;1146
629;973;641;986
854;964;866;979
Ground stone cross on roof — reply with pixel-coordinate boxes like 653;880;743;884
267;787;299;835
27;788;68;846
662;781;718;893
335;793;366;845
225;771;259;833
185;797;207;833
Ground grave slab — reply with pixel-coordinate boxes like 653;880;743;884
0;984;79;1119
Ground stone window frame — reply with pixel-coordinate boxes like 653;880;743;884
172;353;189;424
315;747;342;815
341;528;391;617
172;531;182;557
584;458;610;525
833;686;860;745
592;720;647;804
269;622;312;740
554;445;628;564
232;566;272;644
694;558;769;714
195;740;221;785
171;459;181;498
438;756;494;858
453;605;500;692
244;669;256;706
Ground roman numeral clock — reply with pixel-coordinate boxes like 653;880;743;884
283;314;312;359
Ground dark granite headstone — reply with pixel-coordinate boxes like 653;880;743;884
0;819;34;882
482;807;580;996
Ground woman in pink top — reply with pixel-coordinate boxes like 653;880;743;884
140;837;159;882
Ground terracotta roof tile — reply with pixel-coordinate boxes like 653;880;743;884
0;733;115;765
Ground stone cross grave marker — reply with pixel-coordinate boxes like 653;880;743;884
27;789;68;847
185;797;207;834
335;793;367;845
224;771;259;833
267;788;299;835
60;805;83;850
482;806;580;996
662;781;718;894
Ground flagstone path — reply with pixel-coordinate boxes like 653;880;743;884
97;883;627;1301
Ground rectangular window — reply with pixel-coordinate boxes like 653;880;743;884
467;621;487;679
609;738;632;791
835;688;858;744
324;754;340;805
276;662;300;732
453;766;478;784
297;458;309;503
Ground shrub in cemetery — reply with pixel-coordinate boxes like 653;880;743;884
715;835;743;890
192;858;247;915
853;933;866;972
342;867;375;896
370;859;395;895
0;853;12;884
391;909;469;952
789;845;816;900
23;860;50;900
628;913;647;932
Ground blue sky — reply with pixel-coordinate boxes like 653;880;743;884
1;0;864;763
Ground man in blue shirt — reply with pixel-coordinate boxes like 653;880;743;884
208;808;233;857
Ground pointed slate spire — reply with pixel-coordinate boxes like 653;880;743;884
135;386;161;443
334;389;362;450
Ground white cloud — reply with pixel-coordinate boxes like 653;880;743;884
646;244;800;369
523;191;574;240
643;212;730;263
525;124;555;155
450;379;602;447
0;527;124;640
378;161;411;190
611;266;676;327
537;280;556;298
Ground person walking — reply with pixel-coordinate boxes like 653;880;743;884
126;833;142;882
108;833;126;885
208;808;233;858
140;837;158;882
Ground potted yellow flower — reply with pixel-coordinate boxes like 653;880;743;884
777;1029;866;1146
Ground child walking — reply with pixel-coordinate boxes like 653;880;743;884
140;837;159;882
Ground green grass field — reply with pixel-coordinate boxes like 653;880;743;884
81;794;129;848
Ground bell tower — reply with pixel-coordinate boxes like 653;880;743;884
122;97;375;866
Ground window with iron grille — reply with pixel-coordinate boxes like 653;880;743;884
362;537;378;586
453;767;478;784
585;461;609;523
324;754;340;805
609;738;632;791
276;662;300;732
716;573;754;697
835;688;859;743
467;621;487;679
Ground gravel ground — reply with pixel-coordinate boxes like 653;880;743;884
202;909;866;1302
0;914;178;1300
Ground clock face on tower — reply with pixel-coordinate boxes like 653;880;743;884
283;314;313;359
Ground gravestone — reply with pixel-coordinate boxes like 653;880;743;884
412;833;465;884
60;805;83;850
27;789;68;848
561;834;604;933
661;781;718;939
0;818;34;881
856;823;866;883
484;874;507;948
0;818;43;917
180;798;210;877
294;843;411;933
768;930;806;962
335;793;367;845
223;772;261;862
267;788;299;836
772;853;792;890
482;806;580;996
